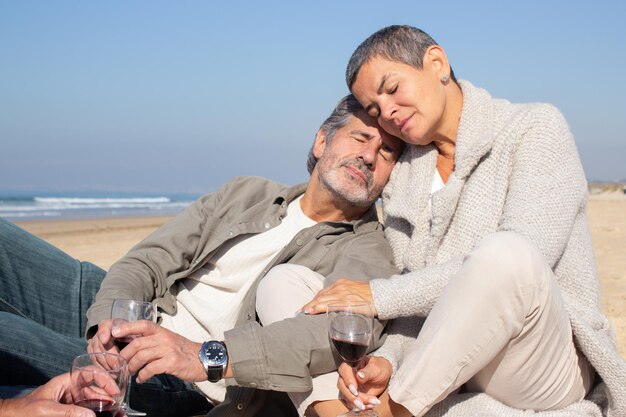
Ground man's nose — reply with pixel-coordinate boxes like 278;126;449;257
359;140;380;167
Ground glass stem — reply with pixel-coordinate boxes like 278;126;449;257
124;374;132;407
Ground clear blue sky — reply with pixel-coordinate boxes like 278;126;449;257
1;1;625;194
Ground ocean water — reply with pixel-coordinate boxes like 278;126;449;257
0;192;199;221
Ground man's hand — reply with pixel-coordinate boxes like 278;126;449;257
337;356;392;411
87;319;119;356
301;278;377;316
111;320;206;383
0;373;94;417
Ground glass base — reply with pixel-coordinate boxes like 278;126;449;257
121;403;147;416
338;410;378;417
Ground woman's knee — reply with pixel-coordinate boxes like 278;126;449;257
464;231;551;295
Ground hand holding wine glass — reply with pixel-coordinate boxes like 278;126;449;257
70;352;128;417
111;299;156;351
110;299;156;416
0;373;94;417
327;301;378;417
336;356;392;413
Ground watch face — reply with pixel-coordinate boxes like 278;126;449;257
205;342;227;366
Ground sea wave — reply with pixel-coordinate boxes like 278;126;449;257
33;197;171;204
0;194;196;220
1;211;63;218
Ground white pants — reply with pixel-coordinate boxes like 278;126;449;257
256;264;341;416
389;232;594;416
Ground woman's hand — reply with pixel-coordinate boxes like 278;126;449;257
301;278;377;316
337;356;392;411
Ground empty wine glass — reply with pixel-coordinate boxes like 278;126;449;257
70;352;128;417
327;301;377;417
111;299;156;416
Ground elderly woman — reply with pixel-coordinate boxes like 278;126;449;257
303;25;625;417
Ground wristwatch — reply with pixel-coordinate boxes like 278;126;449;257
198;340;228;382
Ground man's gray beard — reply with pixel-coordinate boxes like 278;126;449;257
318;165;379;208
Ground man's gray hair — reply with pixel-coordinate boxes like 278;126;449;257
306;94;364;174
345;25;457;88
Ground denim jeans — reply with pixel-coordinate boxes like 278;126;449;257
0;217;212;416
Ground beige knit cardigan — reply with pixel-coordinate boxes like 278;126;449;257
370;80;626;416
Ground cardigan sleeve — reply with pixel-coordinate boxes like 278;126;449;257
370;258;465;319
369;315;424;375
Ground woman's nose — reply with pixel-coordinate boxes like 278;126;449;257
379;101;396;122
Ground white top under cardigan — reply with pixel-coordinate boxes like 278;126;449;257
160;196;315;401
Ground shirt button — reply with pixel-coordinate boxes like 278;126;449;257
228;231;234;236
246;312;253;320
236;403;244;410
296;239;303;246
264;223;271;229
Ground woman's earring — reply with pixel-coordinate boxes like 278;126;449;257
441;74;449;83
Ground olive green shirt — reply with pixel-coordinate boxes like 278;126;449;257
86;176;398;416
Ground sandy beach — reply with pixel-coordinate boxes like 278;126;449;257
15;193;626;358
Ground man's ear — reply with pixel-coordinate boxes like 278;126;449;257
313;129;327;159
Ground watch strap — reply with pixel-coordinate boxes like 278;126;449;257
206;365;223;383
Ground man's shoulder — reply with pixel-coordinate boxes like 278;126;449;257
198;176;287;200
194;176;305;214
223;176;288;193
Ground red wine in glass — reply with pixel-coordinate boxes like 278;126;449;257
331;338;369;367
114;336;133;351
110;299;156;416
327;303;374;367
75;398;118;417
327;302;376;416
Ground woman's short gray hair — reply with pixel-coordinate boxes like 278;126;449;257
306;94;363;174
345;25;456;88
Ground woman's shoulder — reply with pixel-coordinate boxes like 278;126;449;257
505;102;571;147
460;80;567;126
510;101;566;124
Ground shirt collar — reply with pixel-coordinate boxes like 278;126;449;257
274;182;381;232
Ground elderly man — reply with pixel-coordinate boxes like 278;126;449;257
0;94;403;417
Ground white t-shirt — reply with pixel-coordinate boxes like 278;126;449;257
432;168;445;194
159;195;316;402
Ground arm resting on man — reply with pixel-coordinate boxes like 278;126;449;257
226;230;398;391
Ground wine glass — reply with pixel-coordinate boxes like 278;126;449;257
327;301;377;417
111;299;156;416
70;352;128;417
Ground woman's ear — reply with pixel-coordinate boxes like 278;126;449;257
425;45;450;79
